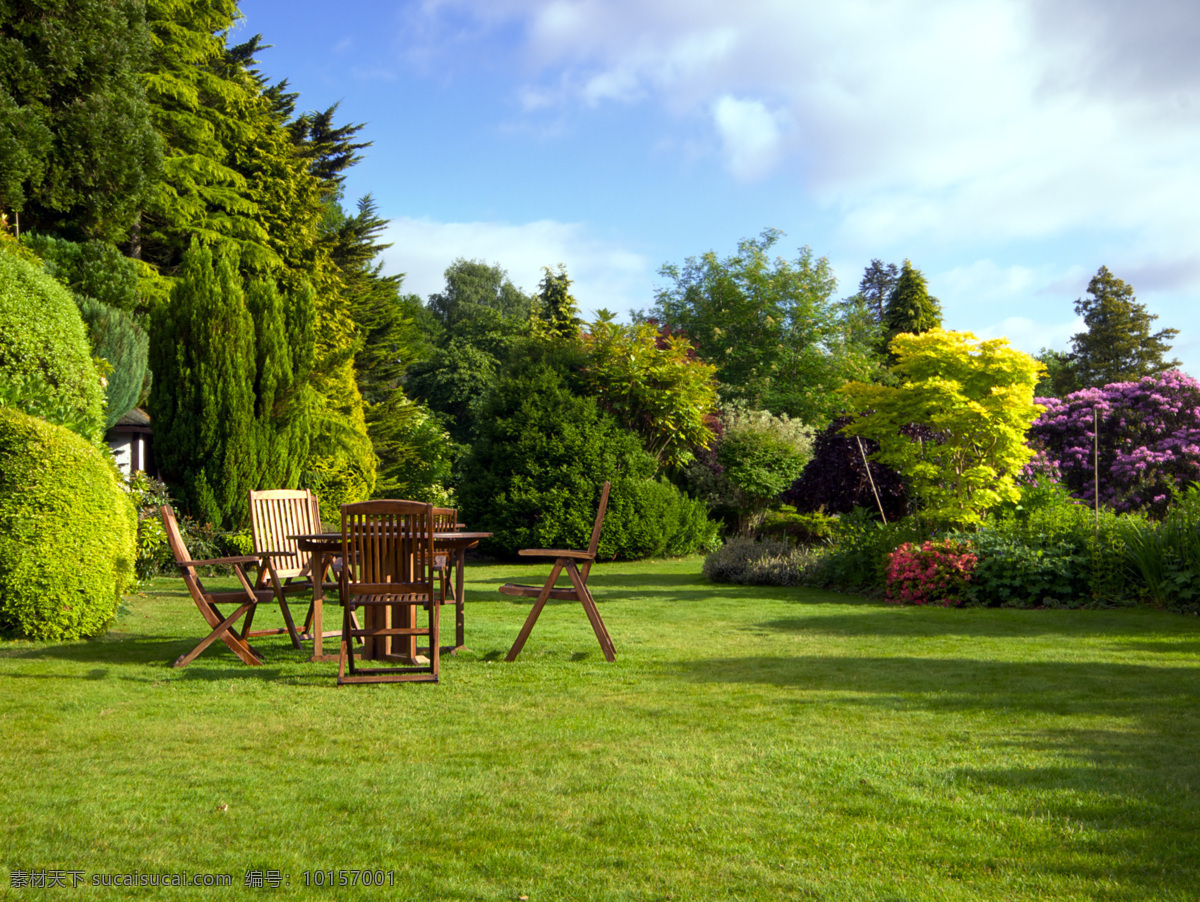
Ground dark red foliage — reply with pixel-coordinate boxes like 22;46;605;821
783;415;924;520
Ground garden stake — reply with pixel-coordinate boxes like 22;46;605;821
856;435;887;524
1094;406;1100;534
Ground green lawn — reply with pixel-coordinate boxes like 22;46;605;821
3;558;1200;900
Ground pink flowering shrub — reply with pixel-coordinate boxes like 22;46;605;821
1030;371;1200;517
885;539;978;607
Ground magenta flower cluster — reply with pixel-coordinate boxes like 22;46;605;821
1029;371;1200;517
885;540;978;607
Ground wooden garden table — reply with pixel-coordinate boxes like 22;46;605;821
289;530;491;662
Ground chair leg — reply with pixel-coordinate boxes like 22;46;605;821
337;603;352;684
277;598;302;649
566;562;616;662
175;603;261;668
505;561;564;662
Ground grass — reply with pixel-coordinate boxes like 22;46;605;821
3;557;1200;900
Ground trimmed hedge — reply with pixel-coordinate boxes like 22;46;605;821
0;407;136;639
0;241;105;442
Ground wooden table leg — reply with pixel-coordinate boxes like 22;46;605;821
454;547;467;650
308;549;328;662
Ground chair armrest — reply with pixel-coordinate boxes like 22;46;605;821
178;554;266;568
517;548;594;560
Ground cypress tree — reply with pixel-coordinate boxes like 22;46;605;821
245;276;313;491
149;241;256;527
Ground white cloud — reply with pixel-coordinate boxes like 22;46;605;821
409;0;1200;284
712;95;787;182
379;217;652;317
976;316;1082;358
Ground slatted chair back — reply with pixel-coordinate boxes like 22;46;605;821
249;489;322;581
338;500;439;684
580;481;611;581
432;506;458;532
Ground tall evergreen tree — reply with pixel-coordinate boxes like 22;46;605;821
534;264;581;339
1068;266;1180;388
148;241;256;527
0;0;161;241
881;259;942;352
857;259;899;323
245;275;313;491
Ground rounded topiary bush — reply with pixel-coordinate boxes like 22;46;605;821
0;407;136;639
0;241;105;442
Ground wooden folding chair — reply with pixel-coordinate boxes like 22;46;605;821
161;505;301;668
501;482;616;662
337;500;440;685
249;488;338;640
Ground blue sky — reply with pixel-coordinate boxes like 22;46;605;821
240;0;1200;372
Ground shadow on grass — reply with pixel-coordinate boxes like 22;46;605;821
673;653;1200;716
760;606;1200;641
0;632;313;671
675;651;1200;897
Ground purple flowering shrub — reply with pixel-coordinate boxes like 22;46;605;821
1029;371;1200;517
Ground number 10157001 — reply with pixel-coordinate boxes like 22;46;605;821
303;870;395;887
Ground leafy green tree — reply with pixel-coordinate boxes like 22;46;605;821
0;238;105;442
580;313;718;469
457;361;713;559
882;259;942;351
366;393;453;504
1033;347;1076;398
0;0;161;241
22;234;143;313
408;258;535;444
714;407;813;534
841;330;1044;528
427;258;532;330
1068;266;1180;388
647;229;881;426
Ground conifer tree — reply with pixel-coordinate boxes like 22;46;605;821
1068;266;1180;388
534;264;582;339
881;259;942;351
857;259;899;323
245;276;313;491
0;0;161;241
149;241;256;527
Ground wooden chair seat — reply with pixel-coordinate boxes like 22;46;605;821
502;482;615;663
499;584;591;601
